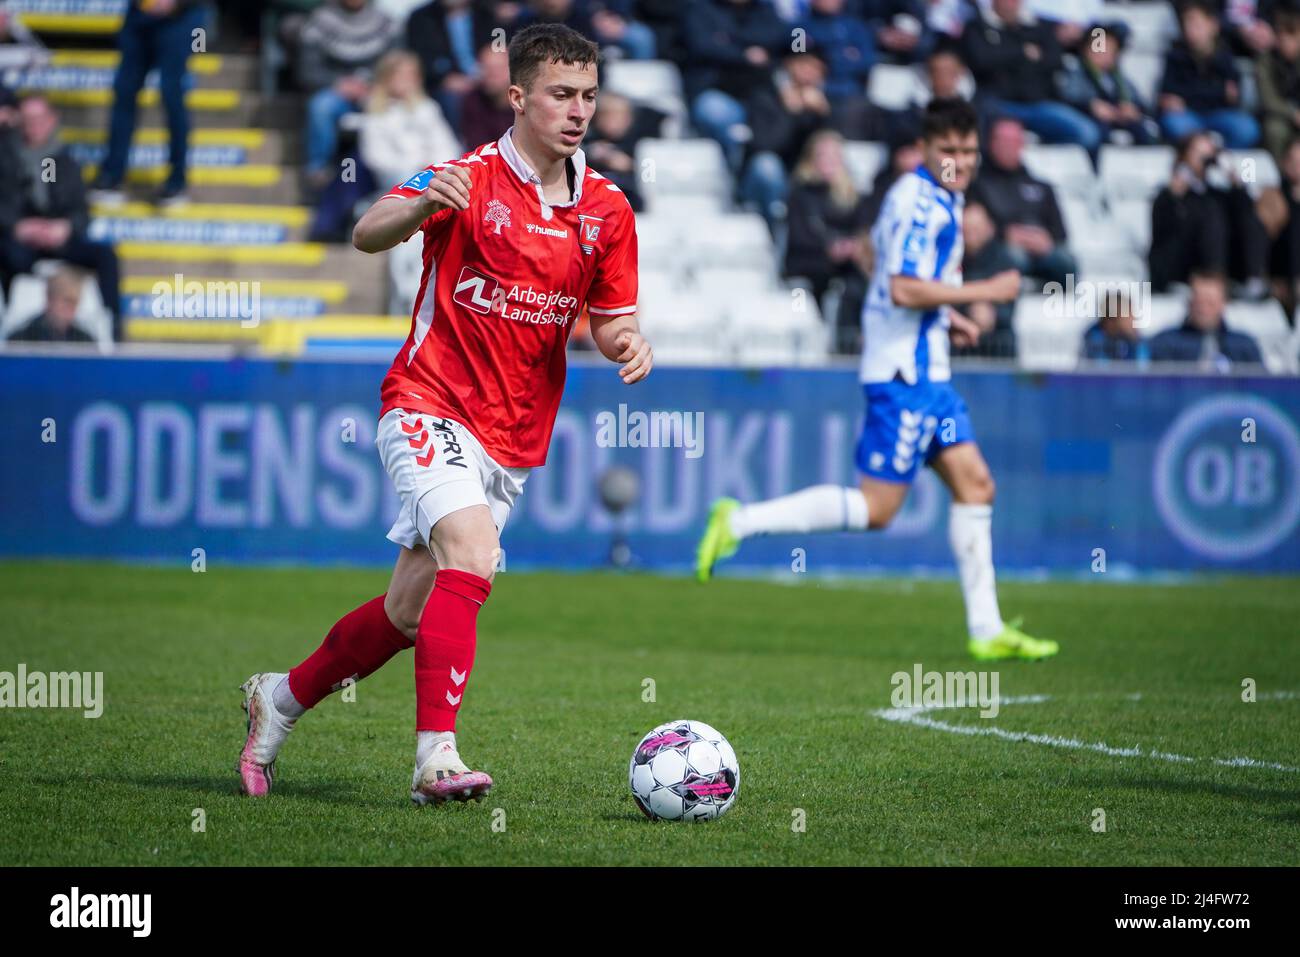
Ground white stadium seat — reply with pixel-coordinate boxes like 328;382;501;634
635;138;729;198
1013;294;1091;370
681;212;775;270
1222;149;1281;190
635;215;685;271
1119;50;1164;107
604;59;683;106
691;266;780;295
728;290;828;366
1100;145;1174;201
1107;197;1153;255
842;140;888;194
1138;292;1191;334
867;64;921;111
1225;299;1298;374
1021;143;1097;205
642;191;729;218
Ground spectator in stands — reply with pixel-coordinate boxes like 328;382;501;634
405;0;499;136
742;48;834;228
1149;130;1270;296
801;0;876;103
1057;20;1161;147
1149;269;1264;367
861;133;923;227
297;0;400;193
87;0;208;207
968;116;1077;288
459;43;515;148
360;50;461;189
582;91;661;211
1221;0;1278;57
0;95;121;341
0;0;47;72
1258;6;1300;164
782;129;873;352
1265;136;1300;320
867;0;935;65
885;45;970;147
512;0;656;60
634;0;688;64
4;269;94;345
1157;0;1259;148
960;0;1101;155
954;200;1019;358
1081;288;1151;362
685;0;788;171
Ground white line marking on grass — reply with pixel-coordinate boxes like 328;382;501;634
870;694;1300;774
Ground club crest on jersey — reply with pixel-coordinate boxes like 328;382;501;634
577;214;604;255
484;199;512;235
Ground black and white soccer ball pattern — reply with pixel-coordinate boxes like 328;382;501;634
629;719;739;822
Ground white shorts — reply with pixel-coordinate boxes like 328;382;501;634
376;408;530;551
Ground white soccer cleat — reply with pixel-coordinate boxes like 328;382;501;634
410;739;493;806
237;672;298;797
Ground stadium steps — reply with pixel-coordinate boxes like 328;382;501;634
17;35;396;344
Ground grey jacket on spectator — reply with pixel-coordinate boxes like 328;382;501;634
296;0;400;93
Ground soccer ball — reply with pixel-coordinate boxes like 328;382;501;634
628;719;739;822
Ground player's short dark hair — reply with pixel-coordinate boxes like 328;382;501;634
508;23;600;92
921;96;978;141
1189;267;1227;285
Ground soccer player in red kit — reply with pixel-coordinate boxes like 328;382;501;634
236;24;652;805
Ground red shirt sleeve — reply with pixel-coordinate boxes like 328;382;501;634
586;196;638;318
382;162;466;237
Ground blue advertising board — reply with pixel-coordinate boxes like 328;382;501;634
1;354;1297;575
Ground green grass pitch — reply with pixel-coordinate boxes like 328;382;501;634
0;561;1296;866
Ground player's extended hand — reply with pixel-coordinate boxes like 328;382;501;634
948;308;982;349
985;269;1022;303
420;165;472;214
615;330;653;384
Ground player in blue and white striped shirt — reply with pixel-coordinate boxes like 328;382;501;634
697;99;1058;661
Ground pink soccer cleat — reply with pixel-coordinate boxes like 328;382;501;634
237;672;297;797
411;738;493;806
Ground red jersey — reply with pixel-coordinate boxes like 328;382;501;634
378;128;639;468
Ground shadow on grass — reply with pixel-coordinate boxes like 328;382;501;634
59;770;381;808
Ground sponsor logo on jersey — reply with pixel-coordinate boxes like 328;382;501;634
525;223;568;238
400;168;435;191
452;266;578;326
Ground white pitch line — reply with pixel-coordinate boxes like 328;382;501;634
871;694;1300;774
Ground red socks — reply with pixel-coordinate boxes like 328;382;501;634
415;569;492;732
288;594;413;709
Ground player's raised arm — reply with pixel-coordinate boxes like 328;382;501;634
352;164;473;253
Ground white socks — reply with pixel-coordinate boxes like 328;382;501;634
729;485;869;539
949;503;1004;639
416;730;457;768
271;673;306;719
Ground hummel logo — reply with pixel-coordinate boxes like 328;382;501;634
450;666;467;686
445;690;462;706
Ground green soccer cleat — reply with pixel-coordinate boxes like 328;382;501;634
695;497;741;583
967;618;1059;661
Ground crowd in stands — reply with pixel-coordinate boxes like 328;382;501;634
4;0;1300;370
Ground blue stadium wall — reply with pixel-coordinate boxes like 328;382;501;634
1;355;1298;575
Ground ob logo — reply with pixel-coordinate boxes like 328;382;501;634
1153;395;1300;561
